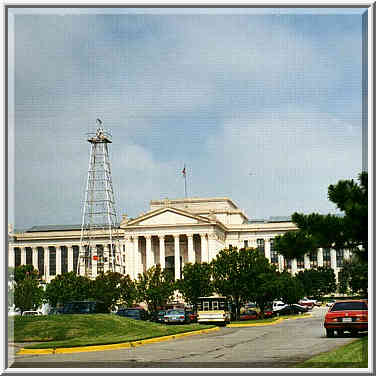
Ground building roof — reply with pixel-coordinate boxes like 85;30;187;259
25;224;120;232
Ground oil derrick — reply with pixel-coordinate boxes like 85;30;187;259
78;119;121;278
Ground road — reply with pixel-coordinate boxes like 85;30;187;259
9;307;365;368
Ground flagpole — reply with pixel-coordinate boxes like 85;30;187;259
184;164;187;198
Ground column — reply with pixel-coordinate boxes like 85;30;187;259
92;246;98;278
278;254;284;272
8;246;15;268
133;236;140;277
344;249;351;260
174;235;181;280
187;234;195;264
20;246;26;265
103;245;110;273
200;234;208;263
264;239;271;261
304;253;310;269
56;246;62;276
317;248;324;267
291;258;297;275
145;235;153;270
159;235;166;269
32;247;38;271
330;249;337;269
67;246;74;272
44;246;50;281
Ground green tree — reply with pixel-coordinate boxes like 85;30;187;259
136;265;175;313
118;274;138;307
14;277;44;314
176;262;213;310
277;272;305;305
14;264;40;283
296;267;336;300
211;247;276;320
44;272;92;307
274;172;368;261
338;256;368;296
90;271;124;312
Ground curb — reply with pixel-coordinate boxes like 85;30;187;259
17;327;220;355
226;313;312;328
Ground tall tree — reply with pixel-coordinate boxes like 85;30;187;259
44;272;92;307
118;274;138;308
14;275;44;314
338;256;368;296
176;262;213;310
136;265;175;313
211;247;276;320
90;271;124;312
277;272;305;305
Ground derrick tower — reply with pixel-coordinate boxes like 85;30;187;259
78;119;121;277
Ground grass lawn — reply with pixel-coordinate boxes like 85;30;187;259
294;336;368;368
10;314;214;349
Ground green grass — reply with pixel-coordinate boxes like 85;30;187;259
10;314;214;349
294;336;368;368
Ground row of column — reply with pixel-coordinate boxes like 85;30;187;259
124;233;211;280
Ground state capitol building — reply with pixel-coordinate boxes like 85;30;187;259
8;196;349;283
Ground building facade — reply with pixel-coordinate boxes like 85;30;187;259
8;197;349;283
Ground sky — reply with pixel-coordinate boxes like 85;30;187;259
8;7;367;230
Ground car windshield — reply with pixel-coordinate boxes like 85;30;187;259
331;302;367;311
167;310;184;315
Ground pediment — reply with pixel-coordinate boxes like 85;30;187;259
124;208;210;227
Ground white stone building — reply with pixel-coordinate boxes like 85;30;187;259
8;197;348;282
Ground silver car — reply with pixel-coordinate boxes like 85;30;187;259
163;309;189;324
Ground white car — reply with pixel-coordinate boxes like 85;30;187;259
273;301;287;312
8;308;21;317
22;311;43;316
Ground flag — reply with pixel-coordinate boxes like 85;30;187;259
93;255;98;261
182;166;186;177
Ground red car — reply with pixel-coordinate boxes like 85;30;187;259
240;310;259;321
324;299;368;337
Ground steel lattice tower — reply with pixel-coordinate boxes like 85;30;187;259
78;119;121;277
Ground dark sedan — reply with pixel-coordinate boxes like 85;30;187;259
116;308;149;320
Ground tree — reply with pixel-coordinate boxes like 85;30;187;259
277;272;305;305
136;265;175;313
296;267;337;300
44;272;92;308
118;274;138;307
14;275;44;314
273;172;368;261
338;256;368;296
211;247;277;320
90;271;124;312
176;262;213;310
14;264;40;283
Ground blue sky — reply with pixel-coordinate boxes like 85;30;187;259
8;7;367;229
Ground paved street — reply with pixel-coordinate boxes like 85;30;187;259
9;307;365;368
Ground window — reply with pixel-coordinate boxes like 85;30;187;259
257;239;265;254
37;247;44;274
26;247;32;265
14;248;21;267
309;250;317;268
203;301;210;311
212;301;219;310
336;249;344;267
323;248;331;267
297;256;304;269
244;240;248;249
229;244;232;250
73;246;79;273
61;246;68;274
49;247;56;276
284;259;291;270
270;239;278;264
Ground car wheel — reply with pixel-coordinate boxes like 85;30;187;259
326;329;335;338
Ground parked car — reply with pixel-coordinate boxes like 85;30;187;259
324;299;368;337
240;310;259;321
299;298;317;309
61;300;107;314
8;307;21;317
164;309;190;324
244;302;261;314
273;301;287;312
276;304;308;315
185;310;198;323
22;311;43;316
150;309;167;323
116;307;149;321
